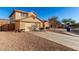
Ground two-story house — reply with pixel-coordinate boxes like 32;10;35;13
9;10;43;31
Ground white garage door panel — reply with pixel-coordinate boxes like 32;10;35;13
25;23;32;31
25;23;40;31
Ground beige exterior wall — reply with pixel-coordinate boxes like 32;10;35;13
21;17;40;22
15;21;20;31
40;22;43;28
20;17;43;28
15;21;25;31
28;12;36;17
15;12;36;20
10;12;27;21
15;12;21;19
19;21;25;30
15;12;26;19
44;22;49;28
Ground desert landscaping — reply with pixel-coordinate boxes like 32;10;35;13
0;32;75;51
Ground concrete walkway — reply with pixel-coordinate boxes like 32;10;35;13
29;32;79;51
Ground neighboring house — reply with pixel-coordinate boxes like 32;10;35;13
43;20;49;28
49;19;62;28
9;10;44;31
0;19;9;31
0;19;14;31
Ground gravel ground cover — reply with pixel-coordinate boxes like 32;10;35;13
0;32;75;51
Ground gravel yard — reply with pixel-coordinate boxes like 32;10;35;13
0;32;75;51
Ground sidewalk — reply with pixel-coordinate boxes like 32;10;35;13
29;32;79;50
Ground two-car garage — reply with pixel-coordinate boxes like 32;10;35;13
24;22;40;31
15;21;41;31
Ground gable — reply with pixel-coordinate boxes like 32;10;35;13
28;12;36;18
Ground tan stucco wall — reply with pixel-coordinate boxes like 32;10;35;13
19;21;25;30
15;12;36;20
21;17;40;22
20;17;43;28
10;12;26;20
40;22;43;28
28;12;36;17
44;22;49;28
11;12;37;20
15;12;24;19
15;21;20;31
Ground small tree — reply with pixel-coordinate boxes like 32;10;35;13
48;16;61;31
70;20;76;25
62;18;76;25
62;19;71;25
62;18;76;29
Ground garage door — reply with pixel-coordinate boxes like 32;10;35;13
25;23;40;31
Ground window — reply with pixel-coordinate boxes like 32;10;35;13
21;13;27;17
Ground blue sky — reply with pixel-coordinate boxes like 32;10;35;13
0;7;79;22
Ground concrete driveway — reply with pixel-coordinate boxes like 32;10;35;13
30;31;79;51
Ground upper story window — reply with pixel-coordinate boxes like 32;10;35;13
21;13;27;17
